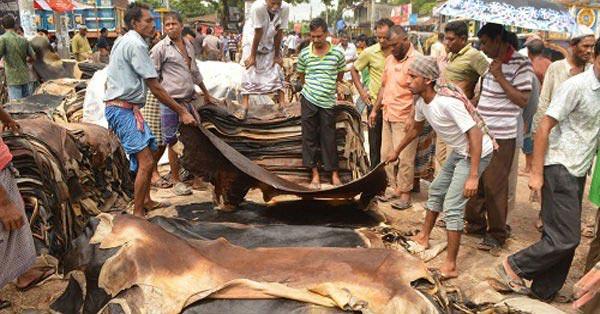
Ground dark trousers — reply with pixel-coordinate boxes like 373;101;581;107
301;97;338;171
229;50;236;62
367;105;382;169
508;165;586;300
465;138;516;243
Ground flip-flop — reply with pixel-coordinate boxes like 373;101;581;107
377;193;400;202
151;177;172;189
172;182;193;196
477;236;502;251
390;200;412;210
16;266;55;291
495;264;529;295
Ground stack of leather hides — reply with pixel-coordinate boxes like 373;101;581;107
36;78;88;123
199;100;370;184
1;118;132;257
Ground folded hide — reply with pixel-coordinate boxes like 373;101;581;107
180;124;387;210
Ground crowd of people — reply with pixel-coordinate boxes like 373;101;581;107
1;0;600;311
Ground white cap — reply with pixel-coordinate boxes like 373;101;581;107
78;24;87;30
571;25;594;40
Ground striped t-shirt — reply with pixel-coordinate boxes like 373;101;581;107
478;49;533;139
297;43;346;108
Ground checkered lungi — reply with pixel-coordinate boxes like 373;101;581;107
141;93;163;146
0;165;36;288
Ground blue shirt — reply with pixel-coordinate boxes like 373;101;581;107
104;30;158;105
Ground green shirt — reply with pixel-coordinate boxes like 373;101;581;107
0;31;35;86
71;33;92;61
590;149;600;207
297;43;345;109
444;44;489;84
353;43;385;102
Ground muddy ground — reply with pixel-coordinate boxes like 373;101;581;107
1;155;597;313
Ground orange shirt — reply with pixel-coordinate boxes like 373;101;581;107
381;45;419;122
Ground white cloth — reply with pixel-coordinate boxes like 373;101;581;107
544;68;600;177
430;41;447;59
340;42;357;81
203;35;220;51
240;0;288;95
286;34;298;50
415;95;494;158
242;0;289;51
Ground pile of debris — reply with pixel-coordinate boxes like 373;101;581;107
199;101;370;184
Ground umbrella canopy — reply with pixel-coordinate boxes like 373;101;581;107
438;0;577;34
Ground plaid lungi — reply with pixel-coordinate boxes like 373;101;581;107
0;165;36;288
414;122;435;182
141;93;163;146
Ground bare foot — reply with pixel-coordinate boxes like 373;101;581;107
331;175;342;186
410;232;430;249
439;263;459;279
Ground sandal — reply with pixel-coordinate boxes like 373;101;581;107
495;264;529;295
377;193;400;202
477;236;503;251
16;266;55;291
151;177;172;189
390;199;412;210
172;182;193;196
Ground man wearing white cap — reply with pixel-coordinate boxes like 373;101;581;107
532;27;595;133
71;24;92;61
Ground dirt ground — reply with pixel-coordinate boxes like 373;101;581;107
0;155;597;313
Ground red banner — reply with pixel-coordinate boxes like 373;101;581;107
48;0;74;13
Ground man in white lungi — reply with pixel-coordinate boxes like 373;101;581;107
237;0;289;120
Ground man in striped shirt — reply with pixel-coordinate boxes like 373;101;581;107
297;18;346;189
465;23;533;250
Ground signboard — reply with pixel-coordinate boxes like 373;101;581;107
391;4;412;26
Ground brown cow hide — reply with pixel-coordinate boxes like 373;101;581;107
92;214;438;314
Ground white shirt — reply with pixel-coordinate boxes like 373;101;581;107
415;95;494;158
430;41;447;59
544;68;600;177
242;0;289;52
339;42;357;80
286;34;298;50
